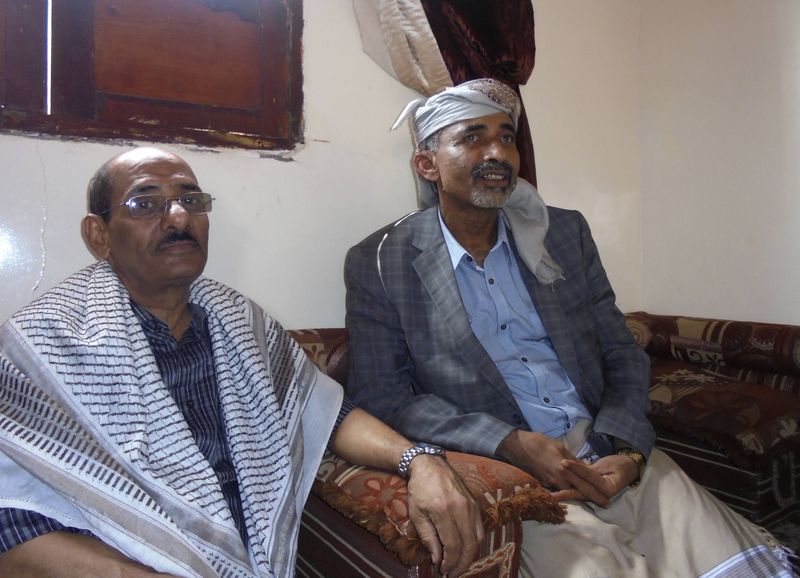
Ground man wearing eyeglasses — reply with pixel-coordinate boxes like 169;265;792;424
0;147;482;577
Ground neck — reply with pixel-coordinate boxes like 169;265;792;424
440;205;499;266
129;287;193;340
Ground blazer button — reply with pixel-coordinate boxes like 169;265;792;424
513;414;523;424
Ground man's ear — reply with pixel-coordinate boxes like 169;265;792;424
81;214;111;260
412;150;439;185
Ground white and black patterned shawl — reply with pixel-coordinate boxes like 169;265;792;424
0;261;342;577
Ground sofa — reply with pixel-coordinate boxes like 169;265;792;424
624;312;800;527
288;312;800;575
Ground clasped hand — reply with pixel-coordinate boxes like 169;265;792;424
498;430;638;507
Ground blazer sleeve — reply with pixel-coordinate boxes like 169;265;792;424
344;240;516;457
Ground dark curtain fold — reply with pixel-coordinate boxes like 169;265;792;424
419;0;537;185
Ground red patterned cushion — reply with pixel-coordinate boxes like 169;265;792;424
649;358;800;467
314;450;565;567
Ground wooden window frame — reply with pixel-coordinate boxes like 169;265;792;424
0;0;303;150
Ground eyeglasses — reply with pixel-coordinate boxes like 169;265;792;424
103;192;215;219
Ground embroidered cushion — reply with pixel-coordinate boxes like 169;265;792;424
314;450;564;566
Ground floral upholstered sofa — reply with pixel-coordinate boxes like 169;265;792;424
287;329;564;578
625;312;800;527
288;313;800;575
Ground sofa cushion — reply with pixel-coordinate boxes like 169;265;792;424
314;450;565;566
649;358;800;467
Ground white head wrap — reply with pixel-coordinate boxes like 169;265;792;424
392;78;563;284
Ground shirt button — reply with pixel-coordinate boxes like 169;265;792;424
521;357;528;363
500;323;507;330
488;278;495;285
543;397;551;404
466;256;473;262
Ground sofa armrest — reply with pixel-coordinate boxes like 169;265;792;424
314;450;564;567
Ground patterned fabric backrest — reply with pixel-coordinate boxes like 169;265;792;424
287;328;349;385
625;312;800;379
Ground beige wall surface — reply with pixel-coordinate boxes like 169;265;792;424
524;0;642;313
640;0;800;324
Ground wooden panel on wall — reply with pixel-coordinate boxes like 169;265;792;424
94;0;262;109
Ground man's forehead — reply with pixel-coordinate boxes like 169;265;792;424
109;149;198;196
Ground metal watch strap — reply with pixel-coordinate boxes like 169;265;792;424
616;447;646;486
397;443;446;478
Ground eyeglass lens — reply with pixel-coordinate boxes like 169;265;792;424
127;193;213;218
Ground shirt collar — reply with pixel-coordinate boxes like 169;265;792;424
437;207;510;269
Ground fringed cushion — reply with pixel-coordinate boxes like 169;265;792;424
313;450;564;566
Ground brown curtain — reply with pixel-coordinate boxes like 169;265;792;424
419;0;537;185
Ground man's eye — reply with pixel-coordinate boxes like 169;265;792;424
464;134;479;142
502;134;516;143
181;195;201;206
130;198;156;210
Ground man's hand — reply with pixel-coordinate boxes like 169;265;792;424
497;430;612;507
406;454;484;577
560;453;639;502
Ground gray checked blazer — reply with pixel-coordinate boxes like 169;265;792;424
344;205;654;458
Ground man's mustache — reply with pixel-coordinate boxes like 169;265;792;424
471;161;515;180
158;230;197;248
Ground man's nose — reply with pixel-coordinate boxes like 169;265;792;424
484;140;508;162
162;198;191;225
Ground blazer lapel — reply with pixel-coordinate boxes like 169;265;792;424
411;209;519;407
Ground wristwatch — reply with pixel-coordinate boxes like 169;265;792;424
616;447;647;486
397;443;446;478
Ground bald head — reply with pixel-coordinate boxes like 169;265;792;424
87;147;194;220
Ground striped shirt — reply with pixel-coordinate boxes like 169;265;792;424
0;301;352;553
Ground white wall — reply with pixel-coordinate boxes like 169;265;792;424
640;0;800;324
524;0;642;312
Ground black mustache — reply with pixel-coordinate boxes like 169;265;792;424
158;230;197;248
471;161;515;180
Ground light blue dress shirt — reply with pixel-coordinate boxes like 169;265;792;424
439;211;592;439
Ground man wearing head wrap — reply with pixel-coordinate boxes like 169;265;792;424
344;79;793;576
